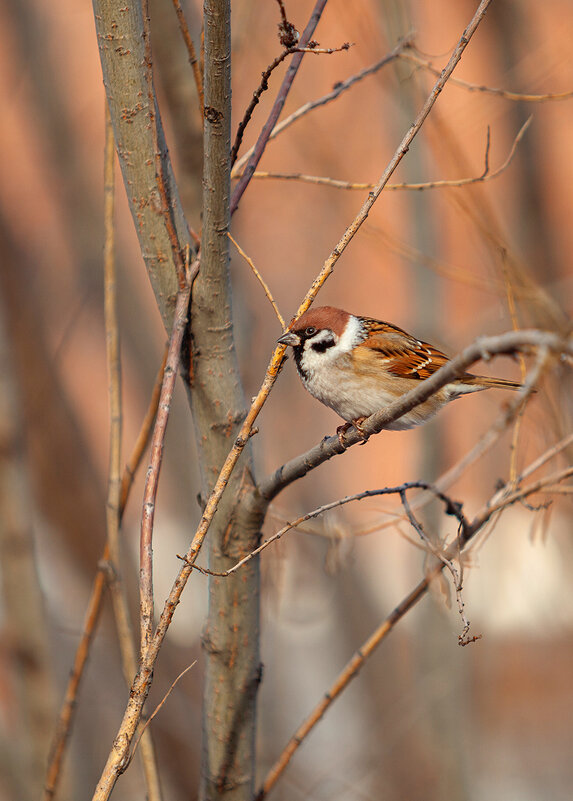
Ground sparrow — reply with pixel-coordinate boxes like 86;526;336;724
277;305;521;440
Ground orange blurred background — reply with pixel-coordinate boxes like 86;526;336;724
1;0;572;799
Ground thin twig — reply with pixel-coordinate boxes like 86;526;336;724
228;232;285;328
101;105;130;685
181;481;470;578
400;50;573;102
44;350;168;801
230;0;328;214
245;118;531;191
255;463;572;800
120;347;168;514
294;43;352;55
519;431;573;481
170;0;204;111
230;47;298;167
130;662;197;762
140;254;196;657
231;35;412;177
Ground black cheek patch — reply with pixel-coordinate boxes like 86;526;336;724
311;339;335;354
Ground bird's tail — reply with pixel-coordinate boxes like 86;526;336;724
456;374;523;394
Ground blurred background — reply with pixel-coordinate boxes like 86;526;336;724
1;0;572;799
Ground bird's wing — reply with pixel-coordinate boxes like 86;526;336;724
357;318;451;380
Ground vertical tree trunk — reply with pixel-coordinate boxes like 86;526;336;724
190;1;261;798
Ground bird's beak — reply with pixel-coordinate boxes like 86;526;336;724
277;331;301;347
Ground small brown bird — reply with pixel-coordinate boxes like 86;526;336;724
278;306;521;437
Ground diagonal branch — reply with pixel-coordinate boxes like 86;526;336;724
400;50;573;103
231;35;412;178
230;0;328;215
140;254;196;657
255;462;573;799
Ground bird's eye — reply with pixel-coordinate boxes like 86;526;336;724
305;326;317;336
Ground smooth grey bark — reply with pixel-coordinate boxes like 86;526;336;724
93;0;193;330
193;2;261;798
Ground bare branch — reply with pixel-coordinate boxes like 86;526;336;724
228;232;285;328
244;118;531;191
230;46;297;167
130;662;197;763
44;350;167;800
255;461;572;800
400;50;573;102
170;0;204;112
181;481;470;578
294;43;353;55
120;348;168;514
140;254;196;656
231;35;412;178
230;0;328;214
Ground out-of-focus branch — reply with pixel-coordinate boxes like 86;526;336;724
44;349;167;801
255;461;573;799
120;348;168;514
170;0;204;111
400;50;573;102
0;268;56;801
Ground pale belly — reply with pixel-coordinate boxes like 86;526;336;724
301;367;444;430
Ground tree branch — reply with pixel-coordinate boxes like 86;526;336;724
255;461;573;799
230;0;328;215
93;0;195;329
231;35;412;178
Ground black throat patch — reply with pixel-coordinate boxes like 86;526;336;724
292;345;308;380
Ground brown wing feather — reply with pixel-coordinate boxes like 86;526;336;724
359;318;452;380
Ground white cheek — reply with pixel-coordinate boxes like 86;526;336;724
336;314;362;353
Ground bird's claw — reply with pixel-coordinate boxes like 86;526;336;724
336;418;369;447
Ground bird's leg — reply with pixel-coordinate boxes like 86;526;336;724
336;422;352;447
336;417;368;447
352;416;369;444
